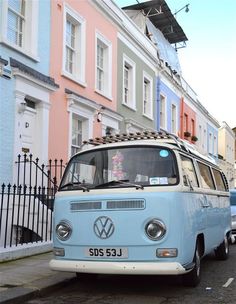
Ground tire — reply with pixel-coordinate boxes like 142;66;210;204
182;243;201;287
215;235;229;260
76;272;98;281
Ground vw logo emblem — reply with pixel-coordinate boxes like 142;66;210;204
94;216;115;239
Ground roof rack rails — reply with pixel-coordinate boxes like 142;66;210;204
82;130;191;151
80;131;216;165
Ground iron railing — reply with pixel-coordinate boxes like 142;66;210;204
15;154;65;190
0;184;55;248
0;155;66;249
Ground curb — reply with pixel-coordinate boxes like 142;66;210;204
0;272;75;304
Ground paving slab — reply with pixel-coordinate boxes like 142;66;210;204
0;252;75;304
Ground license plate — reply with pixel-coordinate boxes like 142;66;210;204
85;247;128;258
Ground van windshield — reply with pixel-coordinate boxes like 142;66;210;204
59;146;178;191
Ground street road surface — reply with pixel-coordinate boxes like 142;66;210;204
27;245;236;304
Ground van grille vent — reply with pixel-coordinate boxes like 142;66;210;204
70;201;101;211
106;200;145;209
70;200;145;211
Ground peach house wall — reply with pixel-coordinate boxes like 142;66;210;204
180;97;196;140
49;0;118;161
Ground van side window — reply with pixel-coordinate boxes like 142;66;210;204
212;169;227;191
197;162;215;190
180;155;199;187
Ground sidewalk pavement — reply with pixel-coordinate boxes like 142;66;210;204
0;251;75;304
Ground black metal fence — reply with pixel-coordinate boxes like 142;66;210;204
15;154;65;190
0;155;66;249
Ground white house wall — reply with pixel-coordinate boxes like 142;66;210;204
195;111;208;155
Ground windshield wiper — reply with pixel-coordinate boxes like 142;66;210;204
60;182;89;192
95;179;144;190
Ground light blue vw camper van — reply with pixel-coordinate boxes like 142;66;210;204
50;132;231;287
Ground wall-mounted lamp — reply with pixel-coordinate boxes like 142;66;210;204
96;106;105;123
97;112;102;123
18;101;27;113
173;4;190;16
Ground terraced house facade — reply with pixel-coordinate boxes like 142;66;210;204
0;0;58;185
1;0;230;182
0;0;235;253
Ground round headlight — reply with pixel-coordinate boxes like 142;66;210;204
56;221;72;241
145;219;166;240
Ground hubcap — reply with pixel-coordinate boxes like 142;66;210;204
196;250;200;277
224;236;229;254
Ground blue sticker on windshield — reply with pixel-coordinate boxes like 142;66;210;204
160;150;169;158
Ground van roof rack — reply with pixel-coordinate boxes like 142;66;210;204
82;131;190;152
81;131;217;165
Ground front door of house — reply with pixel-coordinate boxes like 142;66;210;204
14;105;39;186
21;107;37;156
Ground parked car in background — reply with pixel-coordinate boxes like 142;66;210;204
230;189;236;244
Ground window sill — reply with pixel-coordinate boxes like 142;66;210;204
61;70;87;87
0;40;40;62
122;102;137;112
94;88;112;101
143;113;154;121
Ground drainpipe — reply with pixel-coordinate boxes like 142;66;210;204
180;97;184;138
156;76;160;131
156;64;166;131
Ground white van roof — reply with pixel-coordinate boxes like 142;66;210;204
81;131;217;166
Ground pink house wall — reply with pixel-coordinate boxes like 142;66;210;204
180;97;196;143
49;0;118;161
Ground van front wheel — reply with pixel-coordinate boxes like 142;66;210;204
76;272;98;281
215;236;229;260
182;244;201;287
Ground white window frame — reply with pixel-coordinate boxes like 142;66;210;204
213;135;217;156
122;54;136;110
198;124;202;147
62;4;86;86
67;95;96;159
7;0;25;47
69;112;88;157
65;19;76;74
203;129;206;149
171;103;177;134
0;0;39;60
142;71;153;119
124;64;129;104
209;132;213;154
96;43;104;91
190;119;195;136
160;93;167;129
183;113;188;132
71;114;83;156
95;31;112;100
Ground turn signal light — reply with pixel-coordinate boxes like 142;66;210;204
156;248;177;258
53;247;65;256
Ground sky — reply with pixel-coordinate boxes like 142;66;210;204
115;0;236;129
